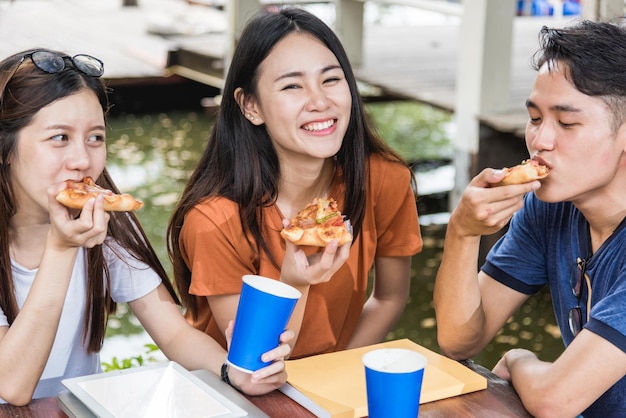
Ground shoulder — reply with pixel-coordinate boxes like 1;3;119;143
367;153;409;174
185;197;240;226
366;153;413;193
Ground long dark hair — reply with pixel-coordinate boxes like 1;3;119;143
167;7;413;318
0;48;179;353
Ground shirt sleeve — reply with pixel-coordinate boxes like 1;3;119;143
104;239;161;302
369;156;423;257
180;198;255;297
585;260;626;352
482;193;548;295
0;309;7;327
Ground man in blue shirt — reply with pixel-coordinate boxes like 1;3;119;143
434;19;626;418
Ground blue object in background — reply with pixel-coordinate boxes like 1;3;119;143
518;0;580;17
531;0;554;16
563;0;581;15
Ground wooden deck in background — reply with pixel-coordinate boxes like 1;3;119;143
0;0;577;136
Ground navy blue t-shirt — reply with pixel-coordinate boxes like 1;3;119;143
482;193;626;417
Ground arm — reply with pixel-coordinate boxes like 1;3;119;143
0;192;108;405
492;330;626;417
433;168;538;359
347;256;411;349
208;237;350;353
130;284;291;396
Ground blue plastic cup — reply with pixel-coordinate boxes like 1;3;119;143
227;275;301;372
362;348;427;418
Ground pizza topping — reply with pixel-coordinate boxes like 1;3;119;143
56;177;144;212
316;211;340;224
280;197;353;247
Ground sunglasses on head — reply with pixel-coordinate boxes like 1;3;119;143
568;257;592;337
1;50;104;107
20;50;104;77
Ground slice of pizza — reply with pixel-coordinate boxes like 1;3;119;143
280;197;353;247
56;177;144;212
493;159;549;187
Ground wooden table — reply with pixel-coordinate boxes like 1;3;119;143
0;360;531;417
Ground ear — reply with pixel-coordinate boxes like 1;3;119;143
234;87;263;126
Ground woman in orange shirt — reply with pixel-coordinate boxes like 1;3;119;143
167;7;422;360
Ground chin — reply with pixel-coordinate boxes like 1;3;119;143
533;185;564;203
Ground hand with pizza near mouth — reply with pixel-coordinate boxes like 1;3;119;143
55;177;143;212
492;159;549;187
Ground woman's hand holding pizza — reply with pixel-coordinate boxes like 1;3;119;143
46;182;110;251
279;197;352;287
281;234;351;288
280;225;351;288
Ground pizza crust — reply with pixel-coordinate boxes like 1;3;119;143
493;160;549;187
56;178;143;212
280;224;353;247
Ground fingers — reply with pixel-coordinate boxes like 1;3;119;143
451;168;540;237
279;329;295;344
260;340;292;364
48;192;109;249
469;168;507;188
223;320;235;351
76;195;109;247
250;360;287;383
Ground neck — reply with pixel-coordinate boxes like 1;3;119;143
277;158;337;220
9;222;49;270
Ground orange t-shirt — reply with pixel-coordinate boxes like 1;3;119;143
179;154;422;358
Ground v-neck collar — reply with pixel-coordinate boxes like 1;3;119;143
578;214;626;266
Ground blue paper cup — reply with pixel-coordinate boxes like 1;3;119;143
362;348;427;418
227;275;301;372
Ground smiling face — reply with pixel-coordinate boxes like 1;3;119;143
525;62;626;204
246;31;352;165
10;89;106;218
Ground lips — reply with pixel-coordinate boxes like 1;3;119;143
532;156;551;170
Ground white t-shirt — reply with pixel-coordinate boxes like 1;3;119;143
0;240;161;400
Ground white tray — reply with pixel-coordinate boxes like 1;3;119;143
60;361;262;418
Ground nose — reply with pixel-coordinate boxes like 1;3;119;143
65;142;91;171
526;119;556;154
305;85;330;112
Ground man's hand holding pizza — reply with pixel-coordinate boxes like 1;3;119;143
451;160;548;238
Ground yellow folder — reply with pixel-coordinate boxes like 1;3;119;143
279;339;487;418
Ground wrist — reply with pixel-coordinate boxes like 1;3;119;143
220;362;243;393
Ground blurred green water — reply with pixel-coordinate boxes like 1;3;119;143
104;102;563;369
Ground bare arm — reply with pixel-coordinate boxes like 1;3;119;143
492;330;626;417
434;168;538;359
0;192;108;405
130;284;292;396
347;256;411;349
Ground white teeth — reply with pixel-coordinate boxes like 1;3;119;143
303;119;334;132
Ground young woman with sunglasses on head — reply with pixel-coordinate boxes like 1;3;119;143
167;8;422;359
0;48;292;405
434;20;626;417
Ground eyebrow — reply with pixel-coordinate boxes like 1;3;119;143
46;124;106;131
274;64;342;83
525;99;581;113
